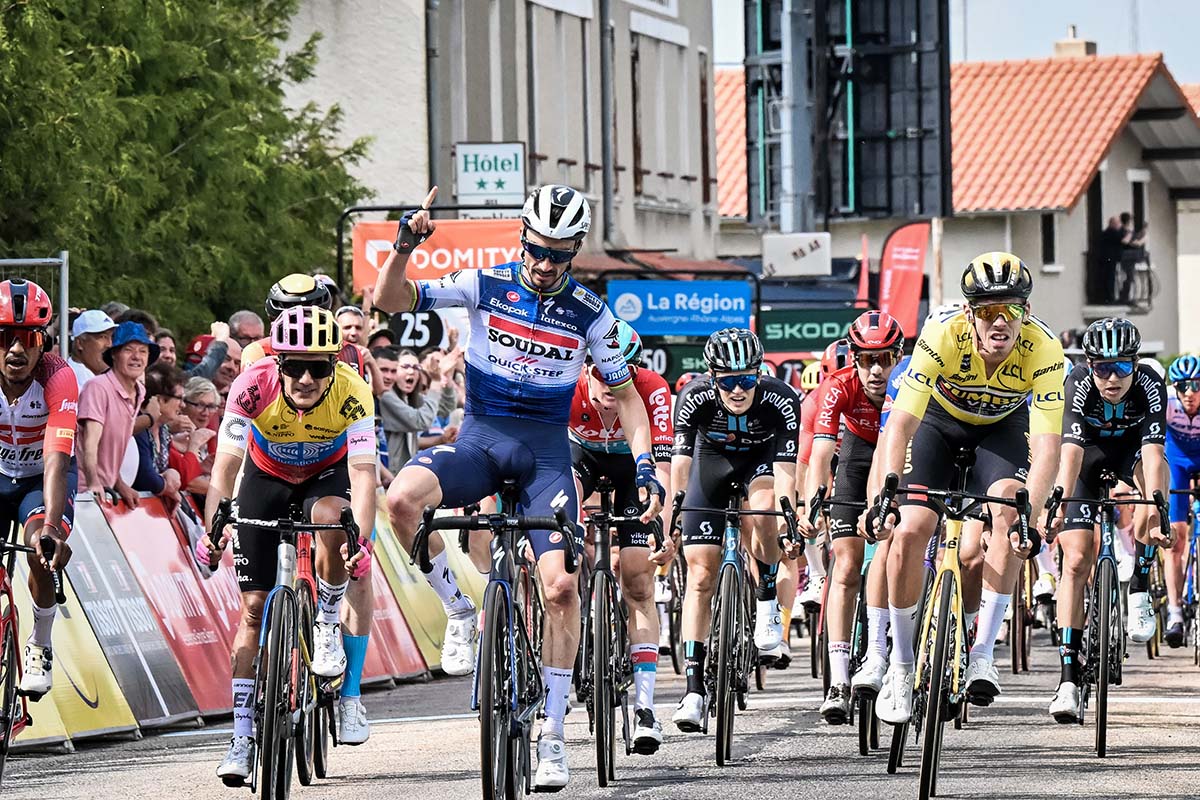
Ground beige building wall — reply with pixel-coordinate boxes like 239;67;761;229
1177;201;1200;352
284;0;430;204
430;0;719;258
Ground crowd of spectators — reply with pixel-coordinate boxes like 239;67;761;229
50;293;467;520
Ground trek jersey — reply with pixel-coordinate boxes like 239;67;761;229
0;352;78;478
1062;362;1165;447
408;264;630;425
891;307;1066;435
243;337;369;379
673;375;799;462
1166;391;1200;461
879;355;911;429
568;368;673;461
813;365;883;445
218;357;377;484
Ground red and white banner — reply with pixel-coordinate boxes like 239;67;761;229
878;222;930;338
352;218;523;291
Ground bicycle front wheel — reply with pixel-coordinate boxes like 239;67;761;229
478;583;514;800
260;593;299;800
919;575;956;800
592;571;615;786
668;552;686;674
1097;560;1116;758
294;590;317;786
714;565;739;766
0;622;19;784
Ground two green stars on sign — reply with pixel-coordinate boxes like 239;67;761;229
475;179;507;190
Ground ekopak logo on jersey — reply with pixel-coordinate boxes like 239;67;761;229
486;314;581;361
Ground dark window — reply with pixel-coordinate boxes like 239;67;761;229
699;51;712;205
631;34;643;196
1132;181;1146;231
1041;213;1056;264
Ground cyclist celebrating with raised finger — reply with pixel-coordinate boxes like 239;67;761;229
374;184;663;791
670;328;799;732
1045;318;1167;722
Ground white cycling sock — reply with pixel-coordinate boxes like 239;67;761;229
1169;605;1184;623
970;589;1010;661
630;642;658;711
829;640;851;686
30;601;55;648
866;605;889;662
317;577;348;625
541;666;573;738
425;550;474;617
805;541;827;579
232;678;255;738
889;602;920;666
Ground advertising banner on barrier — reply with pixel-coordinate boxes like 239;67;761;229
371;505;446;670
104;498;233;714
174;497;241;647
70;498;199;727
366;560;429;681
12;559;136;744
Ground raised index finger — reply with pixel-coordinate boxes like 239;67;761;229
421;186;439;210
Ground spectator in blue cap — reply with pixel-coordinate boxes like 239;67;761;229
78;322;159;508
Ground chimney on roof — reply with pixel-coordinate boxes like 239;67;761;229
1055;25;1097;57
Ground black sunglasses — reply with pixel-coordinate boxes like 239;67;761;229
521;237;577;265
279;357;337;380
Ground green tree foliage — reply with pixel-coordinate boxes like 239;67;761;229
0;0;371;334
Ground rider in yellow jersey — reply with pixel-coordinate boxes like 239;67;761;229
867;252;1064;726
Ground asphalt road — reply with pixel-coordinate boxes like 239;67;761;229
7;624;1200;800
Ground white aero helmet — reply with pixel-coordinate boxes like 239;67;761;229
521;185;591;240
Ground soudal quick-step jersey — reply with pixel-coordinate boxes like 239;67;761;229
410;264;631;425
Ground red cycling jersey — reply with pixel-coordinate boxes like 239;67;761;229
0;352;78;478
813;365;882;444
568;367;673;462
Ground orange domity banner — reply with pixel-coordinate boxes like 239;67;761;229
352;218;523;291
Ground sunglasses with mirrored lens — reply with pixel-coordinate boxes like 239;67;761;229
1091;360;1135;379
1175;379;1200;394
969;302;1028;323
0;328;45;351
715;373;759;392
854;350;900;369
279;358;337;380
521;238;577;265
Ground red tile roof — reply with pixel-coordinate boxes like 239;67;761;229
714;54;1186;216
1184;83;1200;115
714;68;747;218
952;53;1162;212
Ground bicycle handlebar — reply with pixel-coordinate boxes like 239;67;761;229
1045;485;1170;543
865;472;902;542
867;473;1036;550
410;506;577;575
38;536;66;606
207;498;362;579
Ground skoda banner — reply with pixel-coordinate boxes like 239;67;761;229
759;308;861;352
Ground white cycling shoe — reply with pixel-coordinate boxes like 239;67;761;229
673;692;706;733
754;599;783;655
1032;573;1056;602
311;622;347;678
965;655;1001;705
337;698;370;745
217;736;256;786
1049;681;1081;724
1127;592;1157;643
18;643;52;698
442;601;478;677
534;734;569;790
876;664;914;725
797;575;825;608
851;655;888;695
